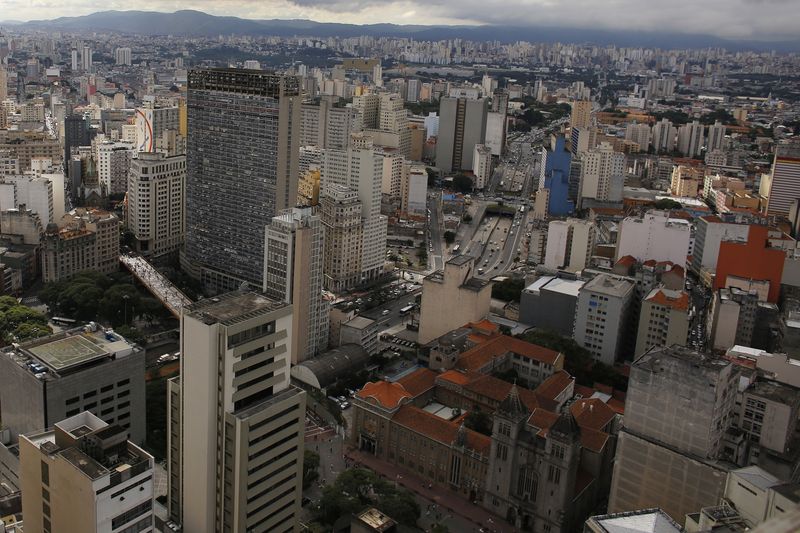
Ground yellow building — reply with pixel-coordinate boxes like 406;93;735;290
298;168;320;206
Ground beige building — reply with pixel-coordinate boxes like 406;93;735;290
418;256;492;344
670;165;705;197
41;208;120;282
570;99;592;130
298;168;320;206
321;184;364;292
171;291;306;532
635;288;691;356
127;152;185;258
19;411;154;533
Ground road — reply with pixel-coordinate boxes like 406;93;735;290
359;286;422;332
427;192;445;272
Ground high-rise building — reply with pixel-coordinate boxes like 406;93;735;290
184;68;301;292
127;152;186;258
609;346;738;522
326;106;362;150
70;49;78;71
378;149;404;199
635;288;690;356
472;144;492;189
624;122;651;152
96;141;133;195
264;207;329;363
691;215;750;276
707;120;727;152
81;45;92;72
763;143;800;217
573;274;635;365
0;325;146;444
536;136;574;217
543;218;596;272
651;118;677;153
63;114;94;178
713;225;785;304
171;291;306;532
677;120;704;158
114;47;132;66
578;142;625;207
134;105;180;154
401;162;428;216
320;184;364;292
19;412;154;533
570;99;592;130
436;96;488;172
0;67;8;102
0;175;54;225
321;145;387;287
615;210;692;266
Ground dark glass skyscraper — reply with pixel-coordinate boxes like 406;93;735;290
183;68;301;292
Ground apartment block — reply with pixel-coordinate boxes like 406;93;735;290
320;185;364;292
573;274;635;365
615;210;691;267
544;218;596;272
20;412;154;533
635;288;690;356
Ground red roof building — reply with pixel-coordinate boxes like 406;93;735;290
714;225;786;303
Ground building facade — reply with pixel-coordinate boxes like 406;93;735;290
320;185;364;292
573;274;635;365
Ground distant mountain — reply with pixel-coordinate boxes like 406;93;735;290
20;10;800;52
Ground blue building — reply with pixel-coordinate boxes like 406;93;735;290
539;137;575;216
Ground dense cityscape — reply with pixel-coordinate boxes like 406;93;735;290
0;7;799;533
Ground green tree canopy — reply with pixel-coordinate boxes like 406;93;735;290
450;174;473;193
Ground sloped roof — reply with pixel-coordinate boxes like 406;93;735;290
396;367;438;397
570;398;617;432
357;381;412;409
392;404;491;456
457;335;562;372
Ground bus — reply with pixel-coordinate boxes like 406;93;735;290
452;244;460;254
519;205;526;213
51;317;77;326
399;305;414;316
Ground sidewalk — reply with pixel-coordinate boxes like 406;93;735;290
345;447;516;533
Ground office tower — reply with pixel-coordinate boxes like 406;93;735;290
320;185;363;291
677;120;704;158
114;47;132;66
378;149;404;199
764;143;800;217
473;144;492;189
371;93;410;157
485;91;508;156
19;412;154;533
0;67;7;101
570;99;592;129
184;68;301;292
651;118;677;153
300;101;324;146
570;125;596;155
635;288;690;356
43;207;120;278
353;93;380;129
406;78;420;103
326;106;362;150
243;60;261;70
172;291;306;532
609;346;737;522
436;96;488;172
0;325;145;444
70;49;78;71
624;122;651;152
321;145;387;288
543;218;596;272
264;207;329;363
63;114;94;176
535;137;574;218
707;120;727;152
82;45;92;72
615;210;691;266
418;256;492;344
578;142;625;207
134;105;180;153
96;141;133;195
401;162;427;216
573;274;635;365
372;62;382;87
127;152;186;258
519;275;586;336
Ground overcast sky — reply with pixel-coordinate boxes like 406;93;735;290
4;0;799;40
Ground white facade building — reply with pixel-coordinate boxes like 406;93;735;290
473;144;493;189
616;210;691;266
97;141;133;195
578;142;625;206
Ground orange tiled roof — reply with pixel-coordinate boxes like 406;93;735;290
570;398;616;432
647;289;690;311
437;369;473;386
392;404;491;456
467;319;500;335
457;335;561;372
535;370;574;403
579;428;609;453
397;367;438;397
615;255;637;267
357;381;412;409
573;384;596;398
607;398;625;415
527;408;559;437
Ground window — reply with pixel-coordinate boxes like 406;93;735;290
552;445;565;460
499;423;511;437
496;444;508;461
41;461;49;485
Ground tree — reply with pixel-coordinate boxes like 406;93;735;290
451;174;473;193
465;408;493;436
303;450;320;489
99;284;142;326
115;325;146;345
653;198;682;210
491;277;525;302
444;231;456;245
426;167;438;187
463;213;473;223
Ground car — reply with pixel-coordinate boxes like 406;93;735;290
337;396;347;403
382;309;390;316
340;401;350;409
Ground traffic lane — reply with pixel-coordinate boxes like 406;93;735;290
360;289;421;325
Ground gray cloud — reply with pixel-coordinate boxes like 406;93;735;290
6;0;800;40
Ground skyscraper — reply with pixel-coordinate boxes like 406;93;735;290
578;142;625;207
172;291;306;532
706;120;727;152
677;120;704;158
183;68;301;292
320;185;363;291
63;114;94;180
570;99;592;130
436;96;488;172
114;47;132;66
81;45;92;72
264;207;329;363
651;118;677;153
